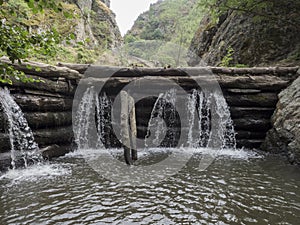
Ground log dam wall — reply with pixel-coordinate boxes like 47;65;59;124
0;59;299;164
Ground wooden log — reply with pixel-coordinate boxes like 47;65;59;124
235;130;267;139
57;62;90;74
0;152;13;171
236;139;265;149
0;133;10;153
13;94;73;112
33;126;73;147
232;118;271;131
84;65;299;77
120;91;134;164
0;111;8;132
0;144;72;171
0;57;83;80
129;95;137;161
225;93;278;107
229;107;275;119
79;75;290;92
217;75;290;91
3;74;77;96
25;112;72;129
40;144;72;159
0;127;73;150
226;89;261;94
208;66;299;76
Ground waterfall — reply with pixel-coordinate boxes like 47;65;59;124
147;89;236;149
96;93;110;148
146;89;178;148
74;87;111;149
0;87;40;169
73;86;96;149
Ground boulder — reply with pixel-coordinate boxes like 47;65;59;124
262;75;300;164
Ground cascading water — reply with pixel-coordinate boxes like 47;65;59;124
147;88;236;149
74;86;96;149
146;89;179;148
0;87;40;169
74;86;111;149
96;93;111;148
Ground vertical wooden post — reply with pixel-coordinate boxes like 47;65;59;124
129;96;137;161
120;91;137;164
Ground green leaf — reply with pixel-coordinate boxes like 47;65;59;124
26;64;33;69
27;0;35;9
70;33;76;40
63;11;73;19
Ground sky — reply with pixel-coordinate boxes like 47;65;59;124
111;0;158;36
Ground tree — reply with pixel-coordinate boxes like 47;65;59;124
0;0;73;84
201;0;300;27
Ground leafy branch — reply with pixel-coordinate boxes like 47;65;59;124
0;0;74;84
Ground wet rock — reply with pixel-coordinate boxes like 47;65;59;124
40;145;72;160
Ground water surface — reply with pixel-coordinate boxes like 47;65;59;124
0;149;299;224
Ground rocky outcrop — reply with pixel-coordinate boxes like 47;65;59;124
189;4;300;67
100;0;110;8
262;73;300;164
70;0;121;48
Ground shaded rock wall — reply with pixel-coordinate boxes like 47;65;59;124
262;75;300;164
189;6;300;67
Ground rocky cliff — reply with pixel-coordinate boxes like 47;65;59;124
69;0;121;48
262;74;300;164
188;3;300;67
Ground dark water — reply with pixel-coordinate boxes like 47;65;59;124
0;149;299;225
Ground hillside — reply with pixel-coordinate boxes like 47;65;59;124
0;0;122;64
123;0;204;67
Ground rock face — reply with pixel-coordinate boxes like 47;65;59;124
189;5;300;67
70;0;121;48
100;0;110;8
262;74;300;164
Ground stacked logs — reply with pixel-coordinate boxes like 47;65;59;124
0;58;84;160
75;66;298;149
0;59;298;164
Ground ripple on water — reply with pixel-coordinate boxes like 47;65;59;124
0;149;299;224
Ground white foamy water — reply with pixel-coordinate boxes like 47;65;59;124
0;87;40;169
0;162;72;184
65;147;263;161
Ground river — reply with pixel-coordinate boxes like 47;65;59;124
0;148;299;224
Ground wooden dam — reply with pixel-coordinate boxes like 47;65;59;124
0;59;299;169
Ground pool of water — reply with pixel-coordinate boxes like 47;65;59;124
0;148;299;224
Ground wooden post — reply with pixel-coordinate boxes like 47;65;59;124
120;91;137;164
129;96;137;161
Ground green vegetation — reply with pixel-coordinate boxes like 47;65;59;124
220;47;234;67
0;0;113;84
124;0;205;67
0;0;74;84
